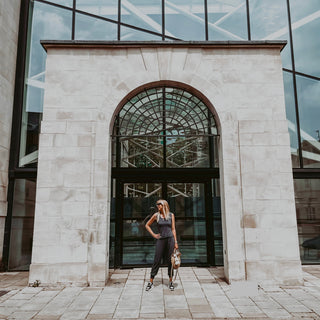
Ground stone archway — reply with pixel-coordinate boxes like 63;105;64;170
30;42;302;286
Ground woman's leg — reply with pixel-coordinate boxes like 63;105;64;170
167;237;175;279
150;239;165;279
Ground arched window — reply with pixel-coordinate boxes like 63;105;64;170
112;86;219;168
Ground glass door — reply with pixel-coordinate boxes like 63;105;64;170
111;179;222;267
167;182;208;264
121;182;162;265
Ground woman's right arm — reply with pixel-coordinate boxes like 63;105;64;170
145;214;160;239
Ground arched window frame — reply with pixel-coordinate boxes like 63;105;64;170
112;86;219;169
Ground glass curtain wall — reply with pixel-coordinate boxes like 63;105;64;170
294;179;320;264
17;0;320;170
6;0;320;269
8;179;36;270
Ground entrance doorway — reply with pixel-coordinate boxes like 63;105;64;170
110;178;222;268
110;84;222;268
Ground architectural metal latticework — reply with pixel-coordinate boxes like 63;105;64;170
113;87;218;169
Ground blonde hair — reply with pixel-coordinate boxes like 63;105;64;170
156;199;170;221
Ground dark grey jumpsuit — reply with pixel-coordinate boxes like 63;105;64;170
150;213;175;279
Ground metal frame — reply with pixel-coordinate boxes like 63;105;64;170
111;178;222;269
113;86;218;169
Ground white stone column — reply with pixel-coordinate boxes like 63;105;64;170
0;0;21;266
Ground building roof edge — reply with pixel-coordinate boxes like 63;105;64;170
41;40;287;52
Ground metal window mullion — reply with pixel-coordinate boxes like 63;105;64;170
162;87;166;168
162;0;165;40
246;0;251;40
204;0;208;40
283;68;320;82
286;0;303;168
72;0;76;40
208;110;214;169
118;0;121;40
115;116;121;168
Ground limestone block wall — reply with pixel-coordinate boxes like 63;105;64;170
0;0;21;265
30;42;302;286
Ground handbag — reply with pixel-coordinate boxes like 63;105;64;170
170;248;181;281
171;248;181;269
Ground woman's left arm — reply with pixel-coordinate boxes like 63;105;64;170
172;213;178;249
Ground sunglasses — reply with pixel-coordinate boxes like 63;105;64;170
156;203;162;206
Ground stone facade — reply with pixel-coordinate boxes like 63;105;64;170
29;42;302;286
0;0;21;266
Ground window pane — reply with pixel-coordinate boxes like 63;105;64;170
121;0;162;34
289;0;320;77
208;0;248;40
294;179;320;264
168;183;207;263
249;0;292;69
166;136;210;168
165;0;206;40
120;26;162;40
122;183;162;265
20;2;72;167
120;136;164;168
283;71;300;167
75;13;117;40
8;179;36;270
47;0;73;7
28;2;72;79
296;75;320;168
76;0;118;20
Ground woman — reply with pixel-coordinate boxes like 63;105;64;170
145;199;178;291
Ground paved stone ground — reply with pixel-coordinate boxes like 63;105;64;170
1;266;320;319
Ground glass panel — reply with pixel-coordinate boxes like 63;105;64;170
75;13;117;40
164;88;214;136
166;136;210;168
118;87;164;136
120;25;162;40
207;0;248;41
168;183;207;263
296;75;320;168
121;0;162;34
122;183;162;265
294;179;320;264
8;179;36;270
120;136;164;168
283;71;300;167
289;0;320;77
19;2;72;167
214;240;223;265
47;0;73;7
249;0;292;69
165;0;206;40
76;0;118;20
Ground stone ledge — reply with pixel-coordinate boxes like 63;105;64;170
41;40;287;52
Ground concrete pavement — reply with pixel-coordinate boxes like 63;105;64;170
1;266;320;319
